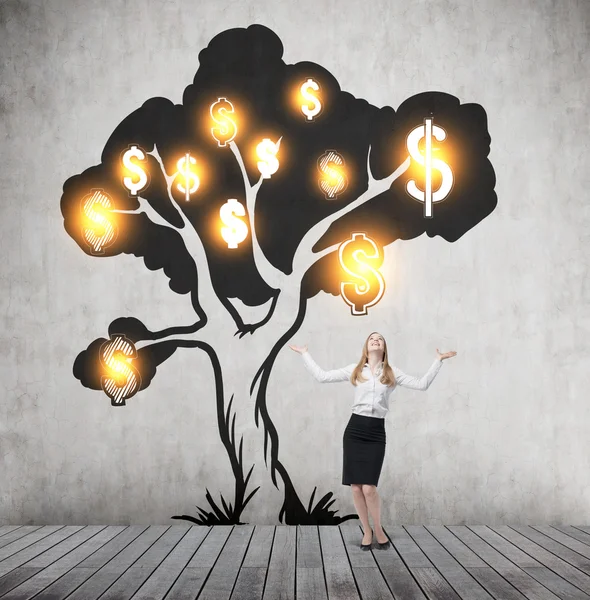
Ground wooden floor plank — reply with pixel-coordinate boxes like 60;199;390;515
372;528;427;600
340;526;393;600
187;526;233;569
447;525;561;600
1;525;589;600
388;526;461;600
240;525;274;569
0;526;112;600
263;524;296;600
0;527;22;538
0;527;81;578
528;526;590;563
0;526;68;568
425;526;527;600
30;526;129;600
471;526;590;600
230;567;266;600
0;526;42;550
405;526;494;600
318;527;359;600
166;567;210;600
100;526;189;600
230;525;274;600
296;526;327;600
130;526;209;600
65;526;169;600
195;525;254;600
552;526;590;548
494;526;590;593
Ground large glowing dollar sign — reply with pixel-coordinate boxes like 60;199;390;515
122;145;149;196
300;78;322;121
406;117;453;218
99;334;142;406
256;138;281;179
176;153;200;202
318;150;348;199
81;189;118;255
210;97;238;147
339;233;385;316
220;198;248;249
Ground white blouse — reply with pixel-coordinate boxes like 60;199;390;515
301;351;443;419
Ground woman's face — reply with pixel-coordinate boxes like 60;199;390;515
367;332;385;355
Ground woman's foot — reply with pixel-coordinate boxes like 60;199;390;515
361;527;373;549
374;527;389;545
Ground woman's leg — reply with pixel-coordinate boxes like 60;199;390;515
361;485;388;544
351;484;372;543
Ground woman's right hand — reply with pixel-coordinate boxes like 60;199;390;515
288;344;308;354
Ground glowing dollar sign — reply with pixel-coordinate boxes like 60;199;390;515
176;153;200;202
406;117;453;218
256;138;281;179
99;334;142;406
220;198;248;249
339;233;385;316
122;145;149;196
300;78;322;121
210;97;238;147
81;189;118;255
318;150;348;199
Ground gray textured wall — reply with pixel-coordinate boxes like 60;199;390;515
1;0;589;526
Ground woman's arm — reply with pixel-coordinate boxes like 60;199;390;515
393;357;442;391
300;351;354;383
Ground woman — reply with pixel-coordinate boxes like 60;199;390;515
289;332;457;550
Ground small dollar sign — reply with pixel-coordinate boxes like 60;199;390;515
81;189;118;255
300;78;322;121
99;334;142;406
220;198;248;249
176;153;200;201
318;150;348;199
122;145;149;196
406;117;454;218
339;233;385;316
210;97;238;147
256;138;281;179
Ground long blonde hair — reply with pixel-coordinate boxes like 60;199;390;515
350;331;396;387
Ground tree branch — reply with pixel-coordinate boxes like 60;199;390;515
291;149;411;277
229;139;286;290
112;144;228;327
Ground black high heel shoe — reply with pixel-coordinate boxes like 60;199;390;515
360;528;373;550
375;531;390;550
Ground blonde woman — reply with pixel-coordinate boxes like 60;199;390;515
289;332;457;550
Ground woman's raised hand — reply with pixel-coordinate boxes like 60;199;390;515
436;349;457;361
289;344;308;354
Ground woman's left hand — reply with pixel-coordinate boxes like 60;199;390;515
436;349;457;361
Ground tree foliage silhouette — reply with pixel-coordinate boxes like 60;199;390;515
60;24;496;524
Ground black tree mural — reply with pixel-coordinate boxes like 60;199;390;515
60;24;496;525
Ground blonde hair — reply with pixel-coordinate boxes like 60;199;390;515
350;331;396;387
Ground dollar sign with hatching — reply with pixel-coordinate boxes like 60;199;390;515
175;153;200;202
318;150;348;199
256;138;281;179
406;117;453;218
339;233;385;316
122;145;149;196
99;334;142;406
210;97;238;147
220;198;248;249
81;189;118;255
300;78;322;121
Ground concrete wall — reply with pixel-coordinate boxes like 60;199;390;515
1;0;589;525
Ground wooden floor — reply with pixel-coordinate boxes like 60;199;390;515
0;525;590;600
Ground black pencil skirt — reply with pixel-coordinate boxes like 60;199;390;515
342;413;386;486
